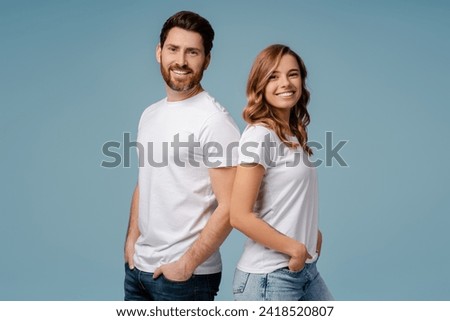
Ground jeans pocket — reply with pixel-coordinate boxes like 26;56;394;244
161;274;193;285
125;262;135;273
232;269;250;294
275;266;305;276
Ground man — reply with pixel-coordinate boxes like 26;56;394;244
124;11;240;301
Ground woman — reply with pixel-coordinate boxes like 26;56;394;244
230;44;333;301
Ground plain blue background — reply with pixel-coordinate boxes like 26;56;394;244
1;0;449;300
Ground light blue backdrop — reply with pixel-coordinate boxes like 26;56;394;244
1;0;449;300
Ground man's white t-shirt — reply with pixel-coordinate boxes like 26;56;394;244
134;91;240;274
236;125;319;274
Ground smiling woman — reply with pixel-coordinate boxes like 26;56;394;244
244;44;312;153
230;44;333;301
264;54;302;117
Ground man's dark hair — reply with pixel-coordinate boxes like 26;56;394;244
160;11;215;56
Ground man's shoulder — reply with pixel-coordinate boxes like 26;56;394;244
136;97;167;129
143;97;166;113
198;92;238;125
191;91;227;114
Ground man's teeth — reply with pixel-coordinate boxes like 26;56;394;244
277;92;294;97
172;70;189;75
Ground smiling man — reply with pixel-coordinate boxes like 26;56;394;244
123;11;240;301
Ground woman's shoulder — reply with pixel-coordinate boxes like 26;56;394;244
242;123;276;142
243;123;275;135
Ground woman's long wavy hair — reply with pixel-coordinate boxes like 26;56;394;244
243;44;312;155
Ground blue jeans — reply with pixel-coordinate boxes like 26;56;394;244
124;263;221;301
233;260;334;301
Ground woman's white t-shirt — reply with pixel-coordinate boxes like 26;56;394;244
236;125;319;274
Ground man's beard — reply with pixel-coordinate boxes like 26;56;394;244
160;64;205;92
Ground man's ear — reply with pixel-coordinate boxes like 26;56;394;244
156;43;162;63
203;53;211;70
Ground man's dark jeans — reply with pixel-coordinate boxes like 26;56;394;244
124;263;221;301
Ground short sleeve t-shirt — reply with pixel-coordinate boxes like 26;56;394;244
134;91;240;274
236;125;319;273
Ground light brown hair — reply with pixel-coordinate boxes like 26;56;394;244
243;44;312;155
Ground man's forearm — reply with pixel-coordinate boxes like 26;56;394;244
153;167;236;280
181;203;232;272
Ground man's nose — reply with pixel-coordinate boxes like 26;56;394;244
175;51;187;66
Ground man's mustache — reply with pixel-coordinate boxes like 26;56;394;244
170;64;193;73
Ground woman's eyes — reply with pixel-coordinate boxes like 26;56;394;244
268;73;299;80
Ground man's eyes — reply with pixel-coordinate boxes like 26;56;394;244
166;47;199;56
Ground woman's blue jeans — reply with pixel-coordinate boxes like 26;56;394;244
233;260;333;301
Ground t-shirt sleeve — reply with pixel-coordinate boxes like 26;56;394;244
199;111;241;168
238;125;277;169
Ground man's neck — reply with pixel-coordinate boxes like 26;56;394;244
166;85;204;102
